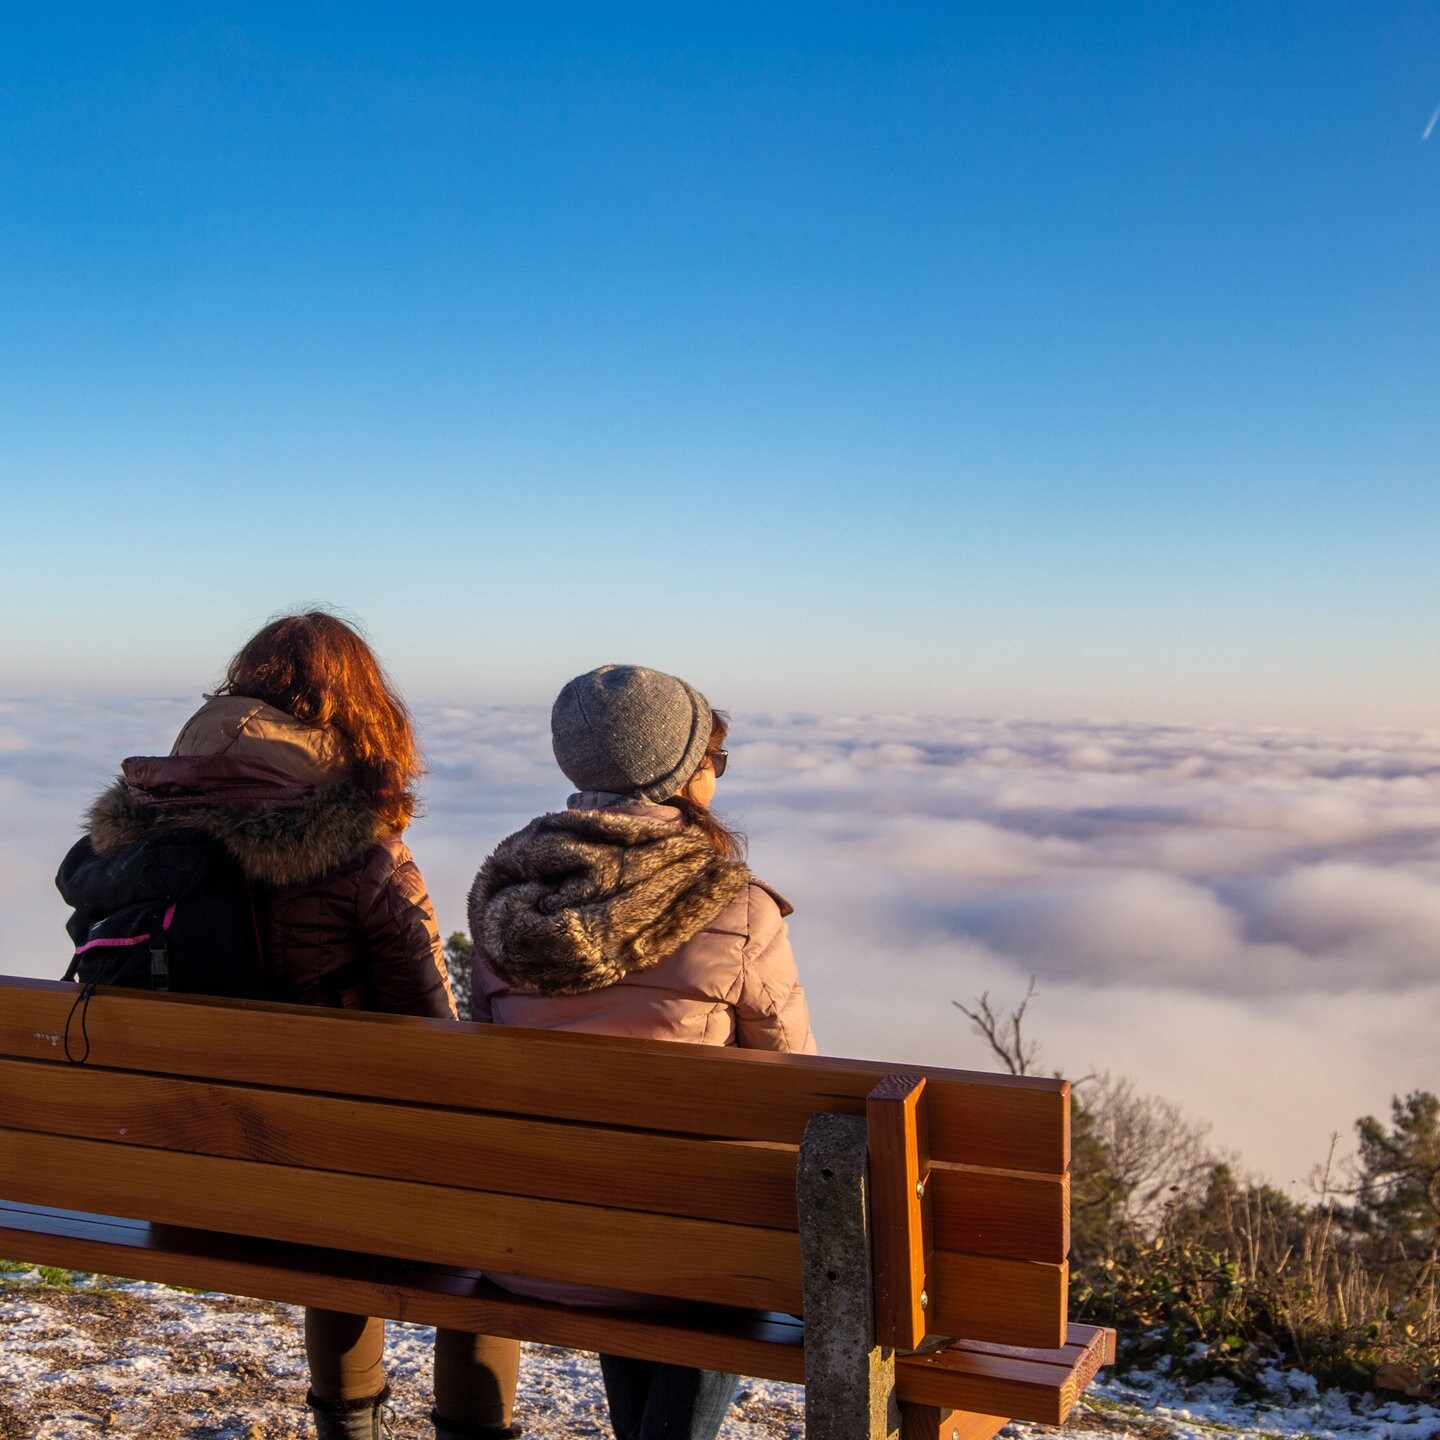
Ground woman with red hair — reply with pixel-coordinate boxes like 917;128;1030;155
58;611;520;1440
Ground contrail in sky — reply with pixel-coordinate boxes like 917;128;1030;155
1425;102;1440;140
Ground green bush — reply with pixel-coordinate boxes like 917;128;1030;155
1070;1123;1440;1400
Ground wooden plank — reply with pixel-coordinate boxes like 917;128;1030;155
930;1164;1068;1264
867;1074;931;1350
0;979;1069;1174
902;1351;1074;1425
0;1119;1065;1347
0;1057;800;1232
926;1253;1066;1350
940;1322;1115;1368
0;1201;811;1384
0;1126;802;1313
895;1321;1113;1425
900;1411;1004;1440
948;1421;1005;1440
0;1202;1101;1424
0;1058;1067;1261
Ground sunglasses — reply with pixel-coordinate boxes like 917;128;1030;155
710;749;729;779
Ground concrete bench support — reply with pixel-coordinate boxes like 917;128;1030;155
798;1111;899;1440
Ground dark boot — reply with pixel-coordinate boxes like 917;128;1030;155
430;1412;522;1440
308;1385;395;1439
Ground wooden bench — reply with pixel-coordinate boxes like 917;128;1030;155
0;976;1113;1439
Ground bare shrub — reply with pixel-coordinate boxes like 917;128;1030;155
1079;1072;1215;1233
953;985;1439;1396
952;976;1040;1075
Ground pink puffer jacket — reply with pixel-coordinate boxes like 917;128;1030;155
469;796;815;1052
467;793;816;1305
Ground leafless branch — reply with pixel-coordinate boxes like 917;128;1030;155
952;976;1039;1076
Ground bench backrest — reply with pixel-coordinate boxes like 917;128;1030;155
0;977;1070;1348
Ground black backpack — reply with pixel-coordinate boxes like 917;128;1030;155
56;828;274;999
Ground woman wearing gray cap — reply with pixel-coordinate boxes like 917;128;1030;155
467;663;816;1440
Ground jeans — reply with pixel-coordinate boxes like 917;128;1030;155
598;1354;739;1440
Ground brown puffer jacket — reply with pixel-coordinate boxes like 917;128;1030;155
78;695;454;1018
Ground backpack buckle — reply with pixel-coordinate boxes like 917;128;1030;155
149;933;171;991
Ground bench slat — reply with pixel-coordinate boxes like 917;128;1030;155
941;1325;1118;1368
0;1127;1066;1345
0;1200;812;1384
0;1202;1103;1423
932;1163;1069;1263
902;1415;1006;1440
0;1058;796;1233
929;1251;1066;1349
1;980;1068;1174
0;1058;1067;1262
0;1125;804;1314
898;1322;1114;1424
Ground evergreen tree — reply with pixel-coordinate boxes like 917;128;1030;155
1355;1091;1440;1257
444;930;473;1020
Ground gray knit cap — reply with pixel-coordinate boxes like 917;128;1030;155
551;664;713;803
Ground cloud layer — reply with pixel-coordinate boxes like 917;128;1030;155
5;698;1438;1189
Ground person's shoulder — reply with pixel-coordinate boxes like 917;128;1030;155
358;832;415;877
748;878;793;919
706;877;793;940
291;831;411;897
337;835;435;926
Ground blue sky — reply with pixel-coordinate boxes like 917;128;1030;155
2;4;1437;723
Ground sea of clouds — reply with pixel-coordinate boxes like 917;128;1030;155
4;696;1438;1190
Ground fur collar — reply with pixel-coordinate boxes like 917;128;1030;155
86;775;388;888
468;806;750;997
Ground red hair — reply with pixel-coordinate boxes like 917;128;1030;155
217;611;421;832
671;712;746;861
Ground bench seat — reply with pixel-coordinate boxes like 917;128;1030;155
0;977;1113;1437
0;1200;1114;1427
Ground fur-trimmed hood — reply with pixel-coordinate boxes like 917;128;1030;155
81;693;388;888
86;758;389;888
61;695;451;1020
468;804;753;996
170;693;352;783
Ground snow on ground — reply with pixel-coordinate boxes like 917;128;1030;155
2;1273;1437;1440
